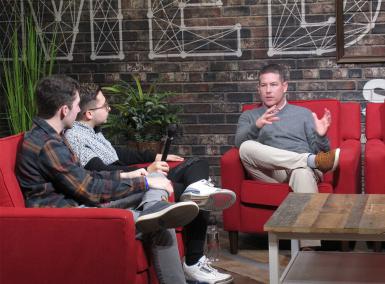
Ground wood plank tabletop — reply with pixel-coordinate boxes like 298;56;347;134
264;193;385;234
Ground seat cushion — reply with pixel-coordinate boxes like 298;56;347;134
241;180;333;207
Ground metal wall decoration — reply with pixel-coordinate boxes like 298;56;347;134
336;0;385;63
267;0;382;58
0;0;124;61
0;0;24;61
147;0;242;59
89;0;124;60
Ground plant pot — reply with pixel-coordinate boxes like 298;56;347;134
128;141;164;153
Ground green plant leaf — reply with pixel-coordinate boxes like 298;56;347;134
102;77;181;142
1;17;57;134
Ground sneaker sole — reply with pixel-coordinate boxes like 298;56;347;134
331;148;340;172
136;202;198;233
180;190;236;211
185;271;233;284
185;276;233;284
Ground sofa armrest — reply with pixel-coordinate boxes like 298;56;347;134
333;139;361;194
365;139;385;194
221;147;245;231
220;147;245;196
0;207;137;284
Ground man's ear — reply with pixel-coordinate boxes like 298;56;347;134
84;110;93;120
283;81;288;92
59;105;69;119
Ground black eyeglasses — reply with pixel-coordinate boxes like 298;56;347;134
88;102;110;111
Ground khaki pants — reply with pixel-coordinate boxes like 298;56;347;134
239;140;321;247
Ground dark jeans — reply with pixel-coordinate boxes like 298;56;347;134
168;158;210;265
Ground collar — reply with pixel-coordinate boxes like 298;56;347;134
32;117;63;140
73;121;98;134
277;100;287;111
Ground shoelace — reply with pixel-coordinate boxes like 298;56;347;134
198;257;218;274
205;177;215;187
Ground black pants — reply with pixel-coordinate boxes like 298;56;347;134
168;158;210;265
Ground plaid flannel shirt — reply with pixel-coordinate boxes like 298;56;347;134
17;117;146;208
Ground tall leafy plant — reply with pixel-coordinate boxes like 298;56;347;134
103;76;181;142
1;18;56;134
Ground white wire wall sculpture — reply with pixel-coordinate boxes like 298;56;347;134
0;0;124;61
27;0;85;61
267;0;382;57
89;0;124;60
147;0;242;59
0;0;24;61
1;0;382;61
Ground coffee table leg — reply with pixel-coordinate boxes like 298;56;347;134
291;239;299;257
268;232;280;284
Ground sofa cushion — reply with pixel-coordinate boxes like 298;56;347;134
241;180;333;207
366;103;384;140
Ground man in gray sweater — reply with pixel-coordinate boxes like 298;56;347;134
235;64;340;249
235;63;339;197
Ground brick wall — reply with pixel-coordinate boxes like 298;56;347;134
1;0;385;183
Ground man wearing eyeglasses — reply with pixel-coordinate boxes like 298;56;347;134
65;85;235;284
16;75;201;284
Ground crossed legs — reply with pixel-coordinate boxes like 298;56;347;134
239;140;321;247
239;140;321;193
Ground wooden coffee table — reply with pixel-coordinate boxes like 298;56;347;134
264;193;385;284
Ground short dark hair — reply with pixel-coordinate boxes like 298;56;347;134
76;85;102;120
36;75;80;119
259;64;288;82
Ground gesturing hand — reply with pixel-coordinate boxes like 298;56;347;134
120;168;148;179
121;168;148;178
312;108;331;136
155;154;184;162
147;161;169;175
256;105;280;128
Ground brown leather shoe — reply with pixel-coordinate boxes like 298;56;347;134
315;148;340;173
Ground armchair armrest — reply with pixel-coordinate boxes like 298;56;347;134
221;147;245;231
365;139;385;194
334;139;361;194
220;147;245;197
0;207;137;284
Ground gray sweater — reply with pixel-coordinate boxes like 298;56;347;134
235;104;330;154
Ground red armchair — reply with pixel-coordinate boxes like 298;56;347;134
0;133;183;284
221;99;362;254
365;102;385;194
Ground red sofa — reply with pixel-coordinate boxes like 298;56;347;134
0;133;183;284
221;99;362;254
365;102;385;194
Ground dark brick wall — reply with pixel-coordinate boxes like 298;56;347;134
1;0;385;183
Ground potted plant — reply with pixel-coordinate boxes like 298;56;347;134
1;17;56;134
102;76;181;152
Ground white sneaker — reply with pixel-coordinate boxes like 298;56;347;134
183;256;233;284
180;179;236;211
